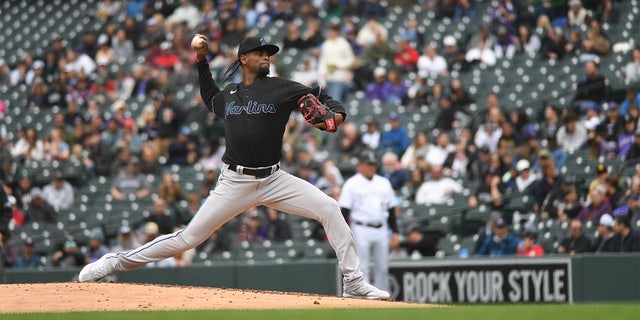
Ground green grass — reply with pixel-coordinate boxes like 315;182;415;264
3;304;639;320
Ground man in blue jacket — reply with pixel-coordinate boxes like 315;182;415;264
477;217;519;256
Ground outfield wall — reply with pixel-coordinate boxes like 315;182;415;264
4;254;639;303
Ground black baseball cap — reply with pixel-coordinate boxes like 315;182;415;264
358;150;378;164
237;37;279;58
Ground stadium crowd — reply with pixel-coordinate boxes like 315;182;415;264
1;0;640;271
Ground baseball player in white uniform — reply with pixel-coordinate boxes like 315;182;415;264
339;150;399;292
78;35;390;300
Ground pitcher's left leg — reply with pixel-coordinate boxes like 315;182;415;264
260;171;363;283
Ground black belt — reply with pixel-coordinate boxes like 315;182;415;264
227;163;280;178
353;221;383;229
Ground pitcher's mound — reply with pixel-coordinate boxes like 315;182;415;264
0;283;429;313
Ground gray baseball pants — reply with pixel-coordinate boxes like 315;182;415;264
110;165;364;284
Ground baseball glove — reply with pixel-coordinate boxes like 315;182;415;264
298;93;337;132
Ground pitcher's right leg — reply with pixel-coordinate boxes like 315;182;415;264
80;169;258;281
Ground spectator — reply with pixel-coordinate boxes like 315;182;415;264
110;157;151;200
564;29;583;57
515;24;541;55
571;61;607;114
167;127;199;166
474;122;503;154
441;35;469;73
593;214;617;254
333;122;364;159
282;23;307;50
85;228;109;263
383;69;408;102
111;29;135;63
392;39;419;73
361;118;381;151
556;112;588;153
449;78;474;109
110;226;141;253
154;92;183;158
417;43;448;79
0;228;17;268
577;184;612;224
626;129;640;160
115;120;143;156
366;67;390;102
397;18;424;50
468;169;507;209
397;228;436;258
157;172;186;209
356;17;388;48
540;26;567;60
611;214;640;252
595;0;619;25
43;128;70;163
12;237;44;270
613;193;640;225
238;209;268;243
454;0;477;21
24;188;57;223
166;0;200;29
516;230;545;257
380;151;409;193
41;171;74;210
557;219;593;254
476;217;518;256
26;77;49;108
433;0;456;20
588;163;609;195
425;131;454;167
318;24;355;102
378;112;411;158
291;58;319;87
493;25;517;60
580;20;611;58
433;95;457;132
556;185;584;221
139;143;163;176
110;146;134;177
605;175;625;209
315;161;344;197
515;159;537;192
143;198;176;235
11;128;45;163
8;171;33;211
465;39;497;67
65;47;96;76
623;48;640;85
265;207;292;242
620;87;640;116
401;130;431;169
567;0;589;29
51;239;86;268
415;165;463;205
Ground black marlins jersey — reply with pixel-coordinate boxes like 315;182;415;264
197;61;346;167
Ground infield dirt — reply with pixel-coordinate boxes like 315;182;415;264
0;283;430;312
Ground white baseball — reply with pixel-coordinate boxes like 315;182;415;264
191;35;206;49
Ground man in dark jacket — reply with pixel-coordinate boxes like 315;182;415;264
593;214;617;253
557;219;593;254
611;214;640;252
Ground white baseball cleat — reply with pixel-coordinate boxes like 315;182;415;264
78;253;119;282
343;282;390;300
